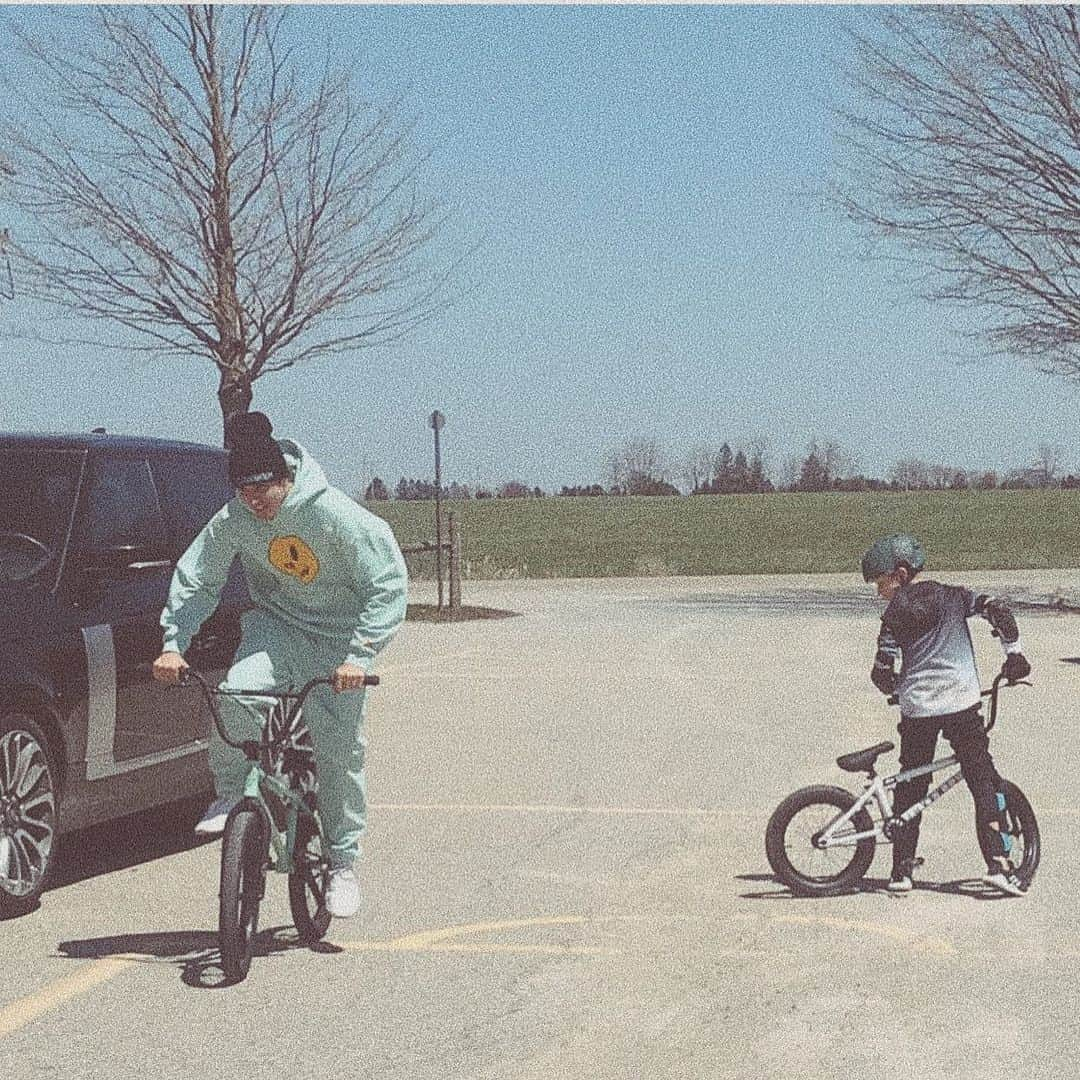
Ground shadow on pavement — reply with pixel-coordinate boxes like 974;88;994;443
57;924;344;989
406;603;519;622
736;871;1022;902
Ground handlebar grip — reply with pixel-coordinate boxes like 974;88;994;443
364;675;380;687
886;694;899;706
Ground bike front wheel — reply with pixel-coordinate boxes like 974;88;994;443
1000;780;1040;886
288;810;331;942
766;785;878;896
219;803;268;982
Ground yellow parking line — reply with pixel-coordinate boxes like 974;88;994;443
0;957;135;1039
344;914;623;957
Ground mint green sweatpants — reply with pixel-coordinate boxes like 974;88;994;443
211;610;367;869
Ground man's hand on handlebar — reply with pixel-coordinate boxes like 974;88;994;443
152;650;190;685
332;662;370;693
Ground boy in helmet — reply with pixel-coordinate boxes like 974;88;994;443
861;533;1031;897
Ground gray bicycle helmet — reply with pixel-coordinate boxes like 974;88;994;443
860;533;926;582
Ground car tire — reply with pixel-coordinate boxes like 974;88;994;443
0;711;59;918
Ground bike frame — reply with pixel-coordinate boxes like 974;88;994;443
179;672;333;874
240;745;320;876
815;673;1026;851
816;754;966;849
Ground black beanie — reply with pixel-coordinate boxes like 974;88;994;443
225;411;289;487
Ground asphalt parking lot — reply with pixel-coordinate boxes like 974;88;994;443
2;571;1079;1079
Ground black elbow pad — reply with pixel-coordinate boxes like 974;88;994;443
978;596;1019;643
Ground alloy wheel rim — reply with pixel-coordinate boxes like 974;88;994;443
0;729;56;898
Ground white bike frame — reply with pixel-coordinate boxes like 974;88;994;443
816;754;968;848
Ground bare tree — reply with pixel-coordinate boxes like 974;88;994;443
0;6;445;427
889;458;930;492
1035;443;1065;486
0;155;12;302
779;454;802;493
838;7;1080;379
822;440;855;485
610;438;672;495
682;442;714;494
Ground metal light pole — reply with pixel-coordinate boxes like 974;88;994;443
429;409;446;609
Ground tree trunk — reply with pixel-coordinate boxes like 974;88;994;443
217;373;253;445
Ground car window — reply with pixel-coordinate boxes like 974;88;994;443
82;456;168;551
0;449;83;577
150;450;232;554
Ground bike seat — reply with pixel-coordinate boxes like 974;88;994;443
836;741;895;773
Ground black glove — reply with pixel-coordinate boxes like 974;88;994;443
871;663;897;695
1002;652;1030;683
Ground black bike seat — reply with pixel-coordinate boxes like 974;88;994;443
836;741;895;773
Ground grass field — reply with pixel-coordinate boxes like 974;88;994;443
367;490;1080;579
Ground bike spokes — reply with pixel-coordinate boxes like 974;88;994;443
288;813;331;942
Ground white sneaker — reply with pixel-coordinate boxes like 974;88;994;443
194;796;240;836
982;870;1026;897
326;867;361;918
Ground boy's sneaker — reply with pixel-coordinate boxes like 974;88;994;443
982;869;1026;897
194;796;240;835
886;857;922;893
887;872;913;893
326;868;361;918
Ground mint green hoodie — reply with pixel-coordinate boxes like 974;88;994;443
161;440;407;671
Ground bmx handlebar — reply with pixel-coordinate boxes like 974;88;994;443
174;667;379;750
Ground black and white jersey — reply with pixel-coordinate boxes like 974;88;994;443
873;580;1019;718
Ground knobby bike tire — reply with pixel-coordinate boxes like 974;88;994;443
288;811;331;942
219;804;268;982
1000;780;1040;886
766;785;877;896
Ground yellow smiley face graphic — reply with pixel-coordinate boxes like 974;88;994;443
268;535;321;584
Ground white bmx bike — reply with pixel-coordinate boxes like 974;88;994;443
765;674;1039;896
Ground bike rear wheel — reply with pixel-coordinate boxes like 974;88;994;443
766;785;877;896
1000;780;1040;886
288;810;331;942
219;803;267;982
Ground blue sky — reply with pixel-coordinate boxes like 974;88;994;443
2;4;1078;494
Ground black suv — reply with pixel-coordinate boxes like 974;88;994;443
0;432;244;915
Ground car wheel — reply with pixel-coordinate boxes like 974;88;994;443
0;712;58;918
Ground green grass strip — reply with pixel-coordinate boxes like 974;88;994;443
367;490;1080;579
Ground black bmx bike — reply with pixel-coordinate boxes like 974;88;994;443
178;668;378;981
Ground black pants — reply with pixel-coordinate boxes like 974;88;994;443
891;706;1007;873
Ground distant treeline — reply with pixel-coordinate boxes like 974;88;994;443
361;439;1080;501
